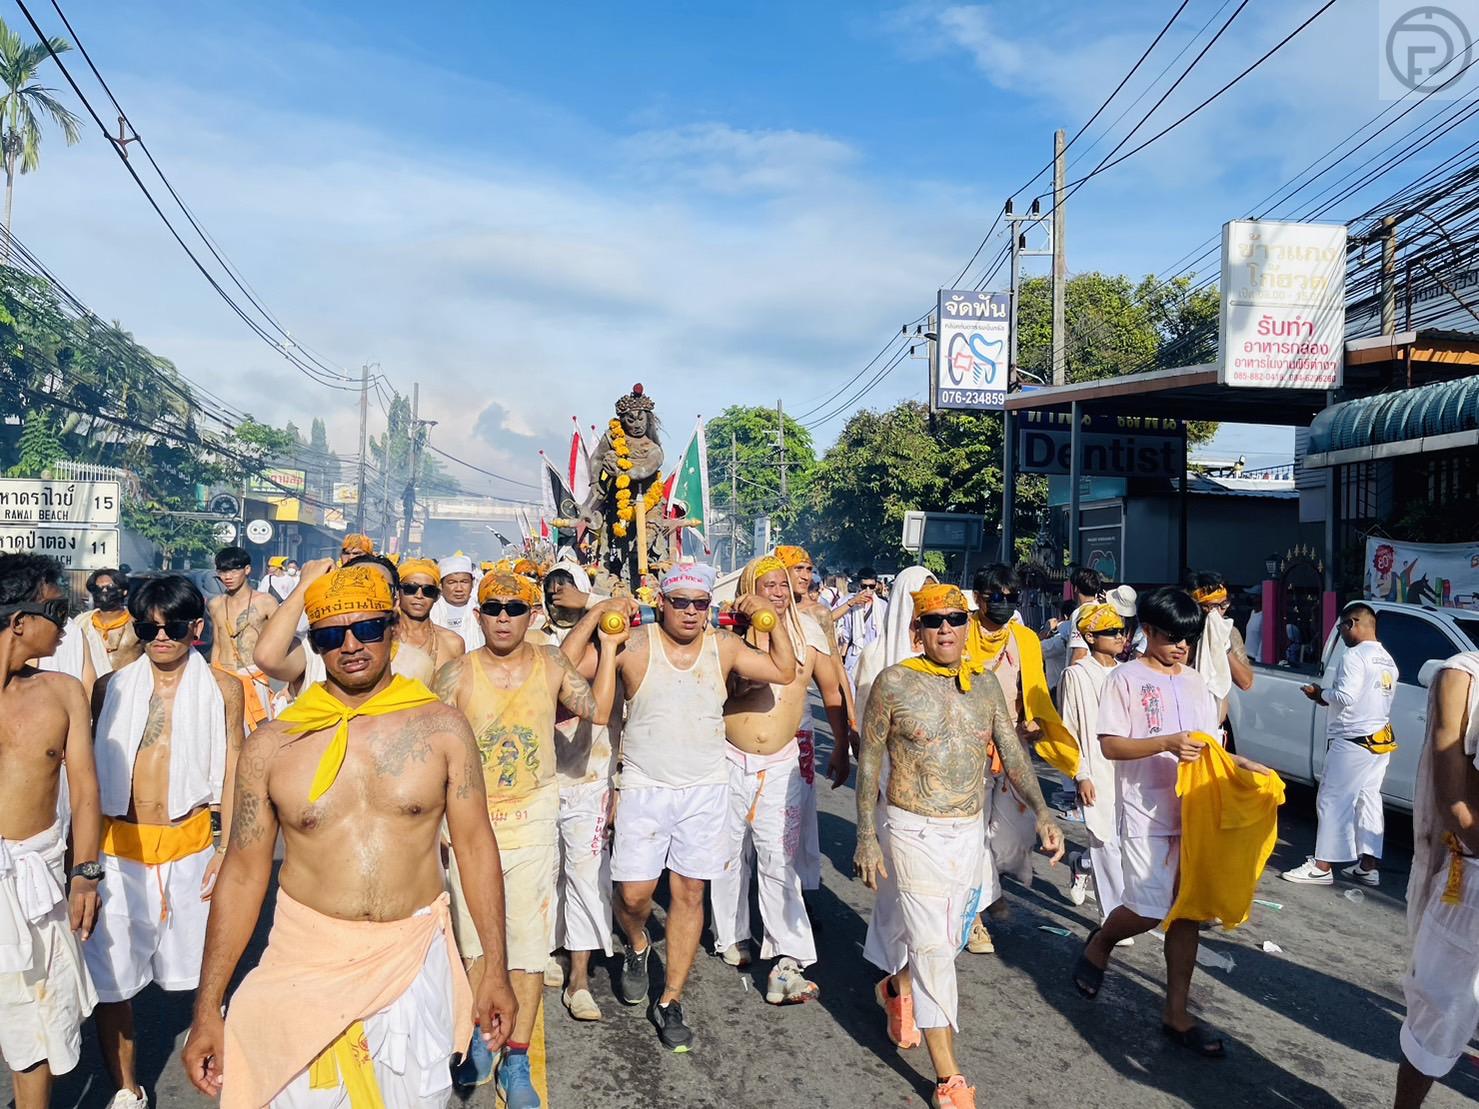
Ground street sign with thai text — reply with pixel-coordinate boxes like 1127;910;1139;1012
0;479;120;526
0;526;121;569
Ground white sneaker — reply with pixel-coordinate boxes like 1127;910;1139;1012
107;1090;147;1109
1341;862;1380;886
1280;857;1334;885
720;942;751;967
1067;852;1090;906
765;956;819;1005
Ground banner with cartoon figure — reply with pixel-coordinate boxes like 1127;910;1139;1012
1365;538;1479;609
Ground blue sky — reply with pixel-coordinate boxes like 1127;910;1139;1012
14;0;1458;494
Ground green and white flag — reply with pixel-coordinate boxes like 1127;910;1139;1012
663;418;710;549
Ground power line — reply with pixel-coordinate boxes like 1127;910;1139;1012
424;443;541;492
14;0;381;396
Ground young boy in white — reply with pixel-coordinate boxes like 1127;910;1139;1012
87;576;244;1109
1282;601;1398;886
1059;603;1127;923
1396;651;1479;1107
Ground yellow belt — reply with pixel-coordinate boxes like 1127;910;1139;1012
101;808;213;866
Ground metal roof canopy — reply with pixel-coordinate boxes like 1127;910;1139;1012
996;330;1479;586
1003;330;1479;424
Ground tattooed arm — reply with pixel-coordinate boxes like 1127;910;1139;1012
852;667;896;889
1227;624;1254;692
979;672;1065;863
431;655;467;709
440;708;517;1053
183;724;281;1096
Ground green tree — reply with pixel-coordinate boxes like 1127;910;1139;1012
800;401;1044;573
7;403;59;475
0;18;79;256
705;405;817;561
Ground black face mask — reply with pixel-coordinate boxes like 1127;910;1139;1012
91;586;125;611
985;603;1016;625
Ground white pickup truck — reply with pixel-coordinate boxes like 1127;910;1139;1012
1226;602;1479;811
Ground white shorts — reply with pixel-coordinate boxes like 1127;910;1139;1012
863;807;983;1031
556;781;613;956
448;840;556;973
611;783;729;883
0;829;98;1075
1401;857;1479;1078
1119;835;1180;922
270;927;457;1107
84;844;215;1002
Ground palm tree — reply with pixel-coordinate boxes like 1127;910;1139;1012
0;18;79;259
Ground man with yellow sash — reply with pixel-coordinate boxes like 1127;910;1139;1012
181;563;516;1108
960;564;1079;955
207;546;278;733
0;554;102;1109
855;584;1062;1109
432;569;623;1105
1396;650;1479;1107
1282;601;1399;888
74;569;142;679
87;575;246;1109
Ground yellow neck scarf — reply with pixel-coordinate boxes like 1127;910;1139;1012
961;619;1081;779
278;675;441;801
900;655;970;692
92;608;131;634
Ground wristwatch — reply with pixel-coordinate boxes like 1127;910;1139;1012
70;861;104;882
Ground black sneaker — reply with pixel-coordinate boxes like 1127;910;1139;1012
649;999;693;1053
619;940;650;1006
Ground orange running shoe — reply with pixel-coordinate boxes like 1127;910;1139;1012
933;1075;977;1109
874;976;921;1049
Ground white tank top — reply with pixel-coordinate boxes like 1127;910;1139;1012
621;624;728;789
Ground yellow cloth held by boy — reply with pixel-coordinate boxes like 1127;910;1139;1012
1165;734;1285;929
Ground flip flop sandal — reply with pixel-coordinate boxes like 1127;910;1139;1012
1161;1022;1227;1059
1072;928;1106;1000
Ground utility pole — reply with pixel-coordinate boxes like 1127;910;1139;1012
355;363;369;533
1052;128;1068;386
378;398;393;550
401;383;428;553
1380;215;1398;336
1002;196;1053;565
730;430;739;572
776;399;787;500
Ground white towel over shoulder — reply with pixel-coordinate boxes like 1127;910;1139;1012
94;653;226;820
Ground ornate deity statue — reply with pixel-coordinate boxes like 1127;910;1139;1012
580;384;666;583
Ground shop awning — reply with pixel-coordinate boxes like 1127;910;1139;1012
1304;374;1479;467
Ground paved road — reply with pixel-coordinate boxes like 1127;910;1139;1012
11;702;1479;1108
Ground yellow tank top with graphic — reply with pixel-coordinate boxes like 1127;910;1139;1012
467;648;559;849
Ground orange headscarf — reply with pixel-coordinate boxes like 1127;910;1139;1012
911;583;969;615
304;565;394;624
477;571;540;606
774;545;812;569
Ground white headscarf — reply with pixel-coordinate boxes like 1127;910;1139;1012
854;565;936;716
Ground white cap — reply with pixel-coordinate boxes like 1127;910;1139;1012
1107;584;1137;618
439;555;474;577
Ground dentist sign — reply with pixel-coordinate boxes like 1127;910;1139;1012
935;289;1009;410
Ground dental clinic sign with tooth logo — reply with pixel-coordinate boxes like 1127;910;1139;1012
935;289;1009;410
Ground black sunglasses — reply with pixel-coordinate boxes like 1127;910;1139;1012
401;583;441;600
1091;627;1128;639
308;616;391;653
133;619;195;643
986;591;1018;604
919;611;970;629
479;600;530;618
665;596;712;611
1147;626;1197;646
2;599;70;629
